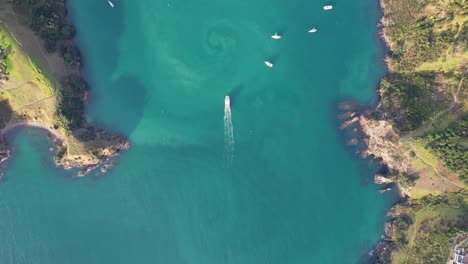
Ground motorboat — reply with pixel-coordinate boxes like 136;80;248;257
323;5;333;10
271;33;281;39
264;60;273;67
107;0;115;7
308;28;317;33
225;96;230;109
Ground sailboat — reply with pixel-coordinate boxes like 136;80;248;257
107;0;115;7
308;27;317;33
271;33;281;39
264;60;273;67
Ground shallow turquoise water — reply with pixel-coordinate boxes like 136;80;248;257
0;0;393;263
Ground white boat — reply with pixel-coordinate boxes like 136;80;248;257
107;0;115;7
271;33;281;39
308;28;317;33
323;5;333;10
264;60;273;67
225;96;230;109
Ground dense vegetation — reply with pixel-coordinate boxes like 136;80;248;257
12;0;81;67
12;0;87;131
378;0;467;132
370;0;467;263
379;72;450;131
423;117;468;182
0;13;126;172
381;193;467;264
56;75;88;130
12;0;80;68
0;45;9;79
376;0;467;181
389;169;418;188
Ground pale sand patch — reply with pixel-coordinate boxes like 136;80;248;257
1;121;63;140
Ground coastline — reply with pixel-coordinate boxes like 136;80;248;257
353;0;468;262
365;0;467;194
1;122;63;139
0;0;129;176
0;120;129;176
0;0;72;81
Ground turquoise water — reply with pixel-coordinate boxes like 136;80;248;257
0;0;393;263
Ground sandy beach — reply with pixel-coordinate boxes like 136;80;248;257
1;121;63;140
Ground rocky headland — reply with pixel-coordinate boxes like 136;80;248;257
0;0;128;176
340;0;467;262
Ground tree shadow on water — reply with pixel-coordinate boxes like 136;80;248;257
87;75;147;136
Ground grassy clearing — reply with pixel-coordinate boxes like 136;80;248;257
66;135;91;157
405;138;465;192
0;22;95;158
407;139;441;168
411;188;438;199
0;2;127;174
416;53;467;73
1;24;36;80
379;0;467;132
373;0;467;262
393;202;465;264
0;22;55;112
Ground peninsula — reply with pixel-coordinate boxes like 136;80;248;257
340;0;467;262
0;0;128;175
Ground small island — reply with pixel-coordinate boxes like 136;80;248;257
340;0;467;262
0;0;128;175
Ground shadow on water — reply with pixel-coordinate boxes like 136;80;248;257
67;0;126;78
265;54;280;63
90;76;147;135
228;84;245;106
67;0;146;136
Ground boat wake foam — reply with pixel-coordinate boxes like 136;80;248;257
224;102;234;165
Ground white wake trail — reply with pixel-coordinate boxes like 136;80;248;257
224;105;234;164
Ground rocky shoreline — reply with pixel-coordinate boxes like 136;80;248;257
0;0;129;176
337;0;414;261
338;102;402;263
0;122;129;177
365;0;412;260
340;0;468;261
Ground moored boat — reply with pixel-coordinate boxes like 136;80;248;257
323;5;333;10
271;33;281;39
107;0;115;7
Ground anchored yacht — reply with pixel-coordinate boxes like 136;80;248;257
323;5;333;10
308;28;317;33
225;96;230;109
107;0;115;7
264;60;273;67
271;33;281;39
